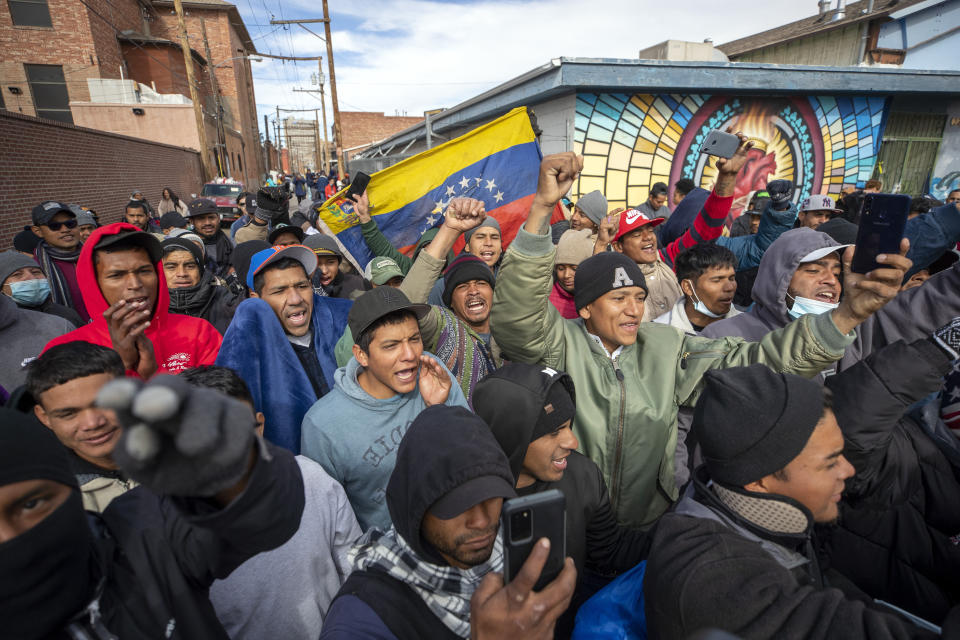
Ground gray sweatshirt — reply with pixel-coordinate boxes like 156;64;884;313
209;455;362;640
0;293;73;392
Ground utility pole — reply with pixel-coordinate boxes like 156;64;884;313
173;0;214;181
200;18;227;177
321;0;345;180
263;113;270;174
313;109;322;172
275;108;282;172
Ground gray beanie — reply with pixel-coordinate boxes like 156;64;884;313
575;190;608;225
463;217;502;243
555;229;595;266
0;250;41;288
694;365;824;486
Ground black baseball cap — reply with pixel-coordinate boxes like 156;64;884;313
94;227;162;263
269;223;306;245
32;201;74;226
348;287;430;342
186;198;218;218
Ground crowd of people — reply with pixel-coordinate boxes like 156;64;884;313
3;132;960;640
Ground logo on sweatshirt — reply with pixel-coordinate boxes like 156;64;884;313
163;352;192;373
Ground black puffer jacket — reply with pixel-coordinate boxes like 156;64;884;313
820;337;960;623
168;271;243;335
313;269;369;300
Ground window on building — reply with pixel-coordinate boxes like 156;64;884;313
874;112;946;196
236;153;242;173
8;0;53;27
24;64;72;124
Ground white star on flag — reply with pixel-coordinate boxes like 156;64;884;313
474;177;483;186
445;185;456;197
425;215;437;226
459;176;470;189
485;179;497;192
493;190;504;203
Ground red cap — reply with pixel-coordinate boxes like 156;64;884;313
614;209;665;241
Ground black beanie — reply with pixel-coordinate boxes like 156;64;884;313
531;379;576;441
573;252;647;311
442;254;495;307
161;237;205;274
0;408;77;489
694;365;825;486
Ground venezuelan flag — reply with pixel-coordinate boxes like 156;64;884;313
316;106;562;268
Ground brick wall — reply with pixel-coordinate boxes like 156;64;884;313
0;110;203;248
340;111;423;159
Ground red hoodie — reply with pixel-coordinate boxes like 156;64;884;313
43;223;222;375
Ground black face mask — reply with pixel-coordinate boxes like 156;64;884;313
0;490;94;638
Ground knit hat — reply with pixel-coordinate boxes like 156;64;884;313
574;190;607;226
442;254;495;307
694;365;825;486
0;408;77;489
532;378;576;441
232;240;270;287
13;227;41;254
160;237;205;273
555;229;595;266
573;252;646;310
463;217;502;244
0;250;40;288
159;211;188;230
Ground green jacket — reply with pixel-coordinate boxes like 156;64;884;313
359;220;454;275
490;228;855;528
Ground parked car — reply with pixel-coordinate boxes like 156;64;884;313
199;178;244;226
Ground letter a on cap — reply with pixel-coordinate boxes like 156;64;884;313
612;267;634;289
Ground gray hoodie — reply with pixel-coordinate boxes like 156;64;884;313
299;354;468;531
703;227;960;376
0;293;73;392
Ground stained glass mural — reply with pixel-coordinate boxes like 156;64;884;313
572;93;889;217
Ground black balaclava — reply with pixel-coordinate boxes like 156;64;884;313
0;409;94;638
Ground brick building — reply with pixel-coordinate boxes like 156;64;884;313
0;0;263;189
340;111;423;162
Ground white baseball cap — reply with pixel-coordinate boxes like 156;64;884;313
799;194;842;213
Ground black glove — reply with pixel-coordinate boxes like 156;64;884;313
255;186;290;221
933;317;960;361
766;179;794;211
96;375;255;496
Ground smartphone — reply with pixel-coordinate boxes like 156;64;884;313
699;130;740;159
850;193;910;274
346;171;371;200
501;489;566;591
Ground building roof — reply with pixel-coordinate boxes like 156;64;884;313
149;0;256;53
358;56;960;157
718;0;930;57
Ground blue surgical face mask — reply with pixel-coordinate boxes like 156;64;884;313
8;278;51;306
686;282;725;319
787;293;838;319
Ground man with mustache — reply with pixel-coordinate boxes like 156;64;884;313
31;200;90;322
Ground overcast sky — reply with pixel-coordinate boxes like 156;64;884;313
238;0;821;140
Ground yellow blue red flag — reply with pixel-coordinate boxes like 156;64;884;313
315;106;559;268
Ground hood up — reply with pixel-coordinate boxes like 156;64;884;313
77;222;171;331
0;292;20;330
472;363;576;480
751;227;845;327
386;404;515;562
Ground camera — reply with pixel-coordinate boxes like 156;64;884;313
509;509;533;543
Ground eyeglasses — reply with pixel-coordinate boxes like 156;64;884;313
45;219;78;231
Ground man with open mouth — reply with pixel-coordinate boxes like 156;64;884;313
301;286;468;531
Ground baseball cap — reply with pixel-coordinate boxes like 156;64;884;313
31;201;74;226
366;257;404;285
799;194;842;214
614;208;665;241
799;243;851;264
429;474;517;520
93;227;162;263
348;287;430;343
186;198;218;218
303;233;343;259
246;244;317;289
268;223;306;246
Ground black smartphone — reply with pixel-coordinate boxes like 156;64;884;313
501;489;566;591
346;171;371;200
699;130;740;159
850;193;910;274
